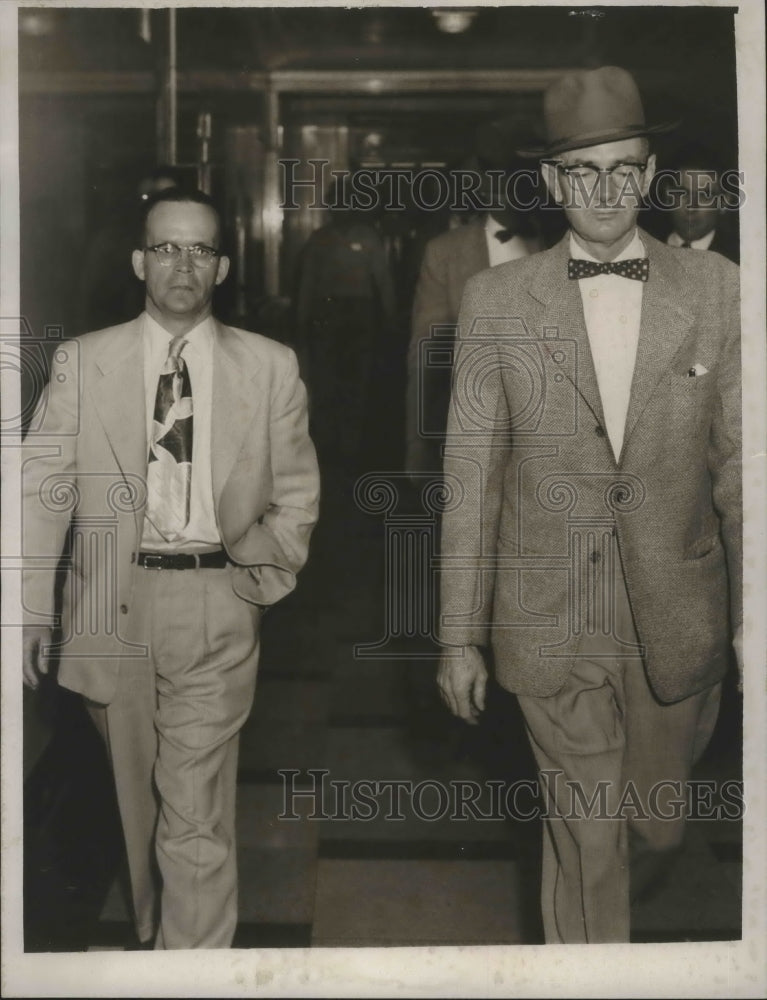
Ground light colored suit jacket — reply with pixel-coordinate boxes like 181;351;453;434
22;316;320;704
439;231;741;703
405;221;542;474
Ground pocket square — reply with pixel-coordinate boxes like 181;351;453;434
686;363;709;377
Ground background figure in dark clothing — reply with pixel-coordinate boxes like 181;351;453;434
296;185;396;469
78;166;185;332
646;142;740;263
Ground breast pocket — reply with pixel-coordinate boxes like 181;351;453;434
668;370;713;392
664;371;716;432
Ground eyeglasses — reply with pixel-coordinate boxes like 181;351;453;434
544;161;649;186
143;243;220;268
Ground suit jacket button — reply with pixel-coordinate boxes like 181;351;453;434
120;604;129;614
595;425;605;437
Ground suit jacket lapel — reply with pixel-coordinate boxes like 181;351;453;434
211;320;263;503
620;232;695;457
528;235;606;429
89;319;147;531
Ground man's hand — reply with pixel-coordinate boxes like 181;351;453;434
437;645;488;725
732;623;743;693
23;626;53;690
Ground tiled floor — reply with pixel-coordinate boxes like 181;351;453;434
23;464;743;951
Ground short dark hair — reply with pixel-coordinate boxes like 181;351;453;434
139;188;224;247
669;142;725;177
143;164;187;188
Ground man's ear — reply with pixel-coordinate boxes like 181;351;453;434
131;249;146;281
541;161;563;205
214;255;231;286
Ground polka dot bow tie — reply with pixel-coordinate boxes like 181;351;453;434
568;257;650;282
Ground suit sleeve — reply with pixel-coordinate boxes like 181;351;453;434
236;348;320;606
405;239;452;474
21;344;80;625
439;273;511;649
709;263;742;630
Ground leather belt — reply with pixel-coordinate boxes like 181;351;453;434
137;549;229;570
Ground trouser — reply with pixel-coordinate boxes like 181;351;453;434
87;563;261;949
515;557;721;944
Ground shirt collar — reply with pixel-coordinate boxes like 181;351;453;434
142;311;215;357
569;228;645;263
668;229;716;251
485;215;505;237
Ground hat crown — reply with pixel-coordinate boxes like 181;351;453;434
544;66;647;154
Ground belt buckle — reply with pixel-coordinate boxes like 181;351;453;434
143;553;164;570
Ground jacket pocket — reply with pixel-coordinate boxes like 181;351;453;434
684;533;722;560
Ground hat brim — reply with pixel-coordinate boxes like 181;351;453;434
517;120;679;159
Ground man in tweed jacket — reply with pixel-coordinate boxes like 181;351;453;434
438;67;741;943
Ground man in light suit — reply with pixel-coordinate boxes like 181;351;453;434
438;67;741;943
22;188;320;949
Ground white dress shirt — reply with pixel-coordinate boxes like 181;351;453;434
570;230;646;462
485;215;530;268
141;312;220;551
667;229;716;251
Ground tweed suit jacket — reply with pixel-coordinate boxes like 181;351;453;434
22;316;320;705
439;230;741;703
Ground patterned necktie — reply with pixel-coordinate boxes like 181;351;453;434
146;337;193;539
495;229;517;244
568;258;650;282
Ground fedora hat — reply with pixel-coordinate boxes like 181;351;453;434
518;66;677;158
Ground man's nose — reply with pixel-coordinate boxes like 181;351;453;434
174;248;194;271
595;172;615;204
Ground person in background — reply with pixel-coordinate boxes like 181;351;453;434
405;120;547;478
650;143;740;263
296;176;396;469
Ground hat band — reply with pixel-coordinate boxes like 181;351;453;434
545;122;650;153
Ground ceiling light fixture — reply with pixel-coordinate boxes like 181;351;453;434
431;8;478;34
